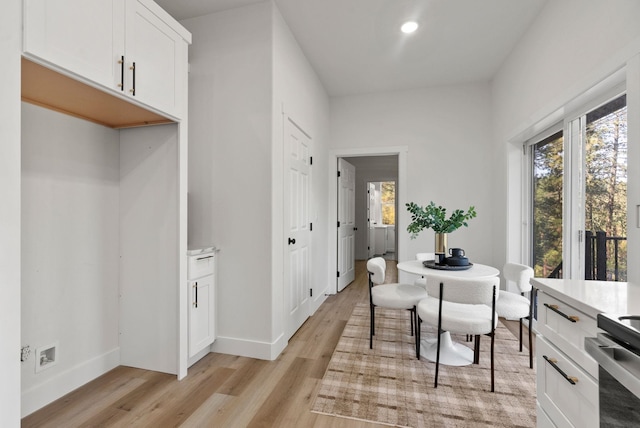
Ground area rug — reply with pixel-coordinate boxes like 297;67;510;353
311;303;536;428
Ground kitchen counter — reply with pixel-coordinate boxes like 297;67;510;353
531;277;640;318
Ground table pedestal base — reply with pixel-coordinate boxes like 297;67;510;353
421;332;473;366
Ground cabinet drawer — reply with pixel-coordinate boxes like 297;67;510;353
537;292;598;377
537;402;557;428
188;252;215;279
537;337;598;428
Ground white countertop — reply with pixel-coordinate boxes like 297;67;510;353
531;277;640;318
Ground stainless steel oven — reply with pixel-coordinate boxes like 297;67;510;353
585;314;640;427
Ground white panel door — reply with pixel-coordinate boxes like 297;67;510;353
337;158;356;291
284;118;311;340
367;182;376;258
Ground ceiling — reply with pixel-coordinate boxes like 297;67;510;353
155;0;547;96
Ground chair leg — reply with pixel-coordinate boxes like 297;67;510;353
490;331;495;392
528;289;535;369
519;318;523;352
414;307;420;359
370;304;374;349
473;335;481;364
435;282;444;388
528;316;533;369
410;309;414;336
434;327;441;388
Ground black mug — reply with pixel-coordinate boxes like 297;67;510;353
449;248;465;258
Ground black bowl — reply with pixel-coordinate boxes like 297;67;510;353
445;256;469;266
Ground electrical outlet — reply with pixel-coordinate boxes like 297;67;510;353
21;346;31;362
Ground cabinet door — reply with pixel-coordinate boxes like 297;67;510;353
125;0;184;118
537;337;598;428
188;276;216;357
23;0;125;89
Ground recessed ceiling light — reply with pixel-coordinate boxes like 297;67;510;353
401;21;419;34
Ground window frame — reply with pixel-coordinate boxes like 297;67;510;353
523;84;627;279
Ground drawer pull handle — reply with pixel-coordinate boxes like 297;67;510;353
543;355;578;385
118;55;124;90
544;303;579;322
193;283;198;308
196;255;213;261
130;62;136;96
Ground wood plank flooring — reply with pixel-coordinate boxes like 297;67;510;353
22;260;528;428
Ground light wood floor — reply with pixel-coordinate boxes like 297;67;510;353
22;260;528;428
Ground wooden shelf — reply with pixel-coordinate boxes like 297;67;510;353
21;58;174;129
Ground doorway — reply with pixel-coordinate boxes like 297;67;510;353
368;181;397;260
329;148;405;294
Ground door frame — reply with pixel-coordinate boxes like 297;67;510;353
328;146;408;294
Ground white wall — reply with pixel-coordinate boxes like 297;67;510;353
330;84;494;281
119;124;180;374
0;0;22;425
183;1;330;359
20;103;121;416
183;4;277;358
491;0;640;279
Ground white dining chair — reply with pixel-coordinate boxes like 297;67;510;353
367;257;428;359
496;262;535;368
418;275;499;391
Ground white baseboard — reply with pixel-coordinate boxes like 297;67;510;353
21;347;120;418
187;346;211;368
211;333;287;360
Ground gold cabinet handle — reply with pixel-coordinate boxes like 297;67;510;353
543;355;578;384
118;55;124;91
544;303;579;322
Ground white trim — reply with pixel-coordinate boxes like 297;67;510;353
328;146;408;294
625;54;640;283
210;333;287;361
21;347;120;417
524;122;563;147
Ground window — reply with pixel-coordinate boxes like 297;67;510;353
381;181;396;225
584;96;627;280
532;131;564;278
528;94;627;281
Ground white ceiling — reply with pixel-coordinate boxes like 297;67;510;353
155;0;547;96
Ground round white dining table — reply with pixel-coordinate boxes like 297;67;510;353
396;259;500;366
396;259;500;279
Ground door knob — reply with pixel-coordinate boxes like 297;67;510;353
353;227;358;231
288;237;296;245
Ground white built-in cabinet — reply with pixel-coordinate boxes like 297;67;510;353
20;0;192;403
187;249;217;358
535;290;599;427
23;0;187;119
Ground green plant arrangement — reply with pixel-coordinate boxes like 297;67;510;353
406;201;477;239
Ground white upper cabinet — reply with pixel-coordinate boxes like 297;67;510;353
124;0;185;119
23;0;190;120
23;0;126;89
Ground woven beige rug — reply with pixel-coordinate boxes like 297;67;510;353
311;303;536;428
